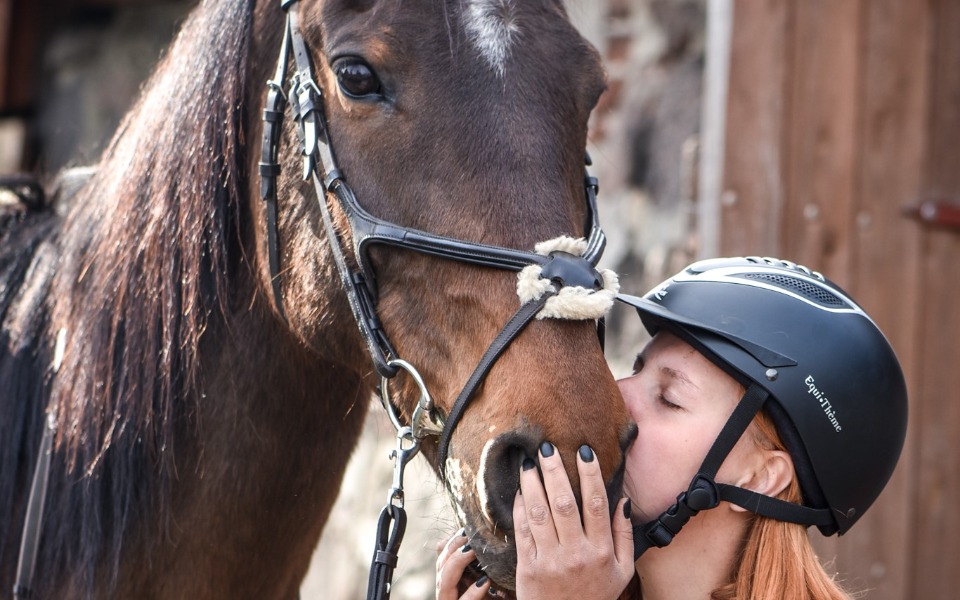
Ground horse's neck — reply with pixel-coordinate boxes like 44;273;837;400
170;310;369;598
106;305;372;598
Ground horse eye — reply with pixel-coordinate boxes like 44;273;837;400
334;58;382;99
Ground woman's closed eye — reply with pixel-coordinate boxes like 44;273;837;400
657;392;683;411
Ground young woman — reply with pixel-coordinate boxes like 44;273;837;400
436;257;908;600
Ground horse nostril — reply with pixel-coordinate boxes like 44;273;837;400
479;434;539;535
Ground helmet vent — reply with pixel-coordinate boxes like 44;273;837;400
735;273;847;307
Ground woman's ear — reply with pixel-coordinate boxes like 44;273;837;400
729;449;794;513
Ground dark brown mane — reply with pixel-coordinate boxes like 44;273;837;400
0;0;254;592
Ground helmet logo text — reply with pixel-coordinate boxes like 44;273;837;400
805;375;842;432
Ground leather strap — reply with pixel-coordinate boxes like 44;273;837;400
13;329;66;599
365;505;407;600
437;290;556;476
13;415;55;600
311;171;399;377
716;484;835;527
258;13;293;318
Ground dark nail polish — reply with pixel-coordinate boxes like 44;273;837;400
578;445;595;462
521;457;536;471
539;441;555;457
461;544;472;553
623;498;632;519
475;575;489;588
458;527;466;537
488;587;499;597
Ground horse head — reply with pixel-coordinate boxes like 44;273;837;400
251;0;636;588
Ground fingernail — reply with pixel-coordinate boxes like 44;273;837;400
461;544;472;553
623;498;632;519
539;441;555;457
458;527;466;537
475;575;489;588
578;445;594;462
521;457;536;471
488;587;499;597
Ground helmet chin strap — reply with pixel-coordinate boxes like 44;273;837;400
632;383;766;559
632;383;836;559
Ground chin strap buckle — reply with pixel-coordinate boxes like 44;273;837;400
643;474;720;548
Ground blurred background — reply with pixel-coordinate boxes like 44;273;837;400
1;0;957;598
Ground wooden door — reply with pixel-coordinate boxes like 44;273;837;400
716;1;960;597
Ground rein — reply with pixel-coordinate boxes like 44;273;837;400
13;329;66;600
260;1;617;598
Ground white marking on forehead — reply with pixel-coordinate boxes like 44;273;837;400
476;438;497;523
463;0;520;78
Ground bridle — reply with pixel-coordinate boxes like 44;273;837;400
11;1;615;599
260;0;608;372
260;1;617;598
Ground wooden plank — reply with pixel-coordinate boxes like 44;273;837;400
718;0;791;256
831;1;930;598
778;0;863;580
780;0;861;283
912;0;960;596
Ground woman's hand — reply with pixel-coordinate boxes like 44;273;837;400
436;528;494;599
513;443;635;600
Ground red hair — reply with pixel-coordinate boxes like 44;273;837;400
710;410;854;600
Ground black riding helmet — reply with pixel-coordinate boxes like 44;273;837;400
618;257;908;557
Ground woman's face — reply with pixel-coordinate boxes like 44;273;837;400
617;331;756;523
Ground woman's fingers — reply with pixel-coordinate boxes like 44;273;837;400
514;490;536;563
612;497;635;566
514;444;636;600
518;451;559;550
436;529;474;600
436;528;468;571
576;445;612;545
538;441;585;546
457;575;493;599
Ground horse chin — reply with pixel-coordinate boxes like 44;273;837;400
462;510;519;591
468;533;518;591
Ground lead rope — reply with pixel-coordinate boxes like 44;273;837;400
365;425;416;600
13;328;66;600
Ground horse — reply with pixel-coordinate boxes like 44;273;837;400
0;0;636;597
